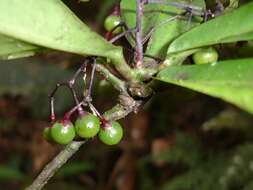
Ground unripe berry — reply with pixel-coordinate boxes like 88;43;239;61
104;15;122;34
43;127;54;143
50;120;76;145
192;47;218;64
75;113;100;138
98;121;123;145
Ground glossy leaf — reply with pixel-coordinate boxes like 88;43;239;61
121;0;204;57
168;1;253;54
121;0;160;46
0;34;41;60
0;0;121;60
145;0;205;59
156;59;253;114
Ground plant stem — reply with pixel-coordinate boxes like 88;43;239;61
84;59;96;101
96;64;127;94
135;0;144;68
48;62;88;121
107;48;139;82
25;141;87;190
160;49;200;69
109;28;136;44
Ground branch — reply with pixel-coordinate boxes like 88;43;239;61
25;95;141;190
109;27;136;44
25;141;87;190
103;95;142;121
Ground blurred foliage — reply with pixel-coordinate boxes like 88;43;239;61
0;165;26;181
0;57;84;118
55;161;95;178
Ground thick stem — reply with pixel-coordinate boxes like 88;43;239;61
107;48;139;82
25;141;87;190
96;64;127;94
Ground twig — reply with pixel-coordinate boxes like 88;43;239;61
64;101;85;120
25;141;87;190
84;58;96;101
145;0;216;19
48;62;87;121
109;28;136;44
135;0;144;68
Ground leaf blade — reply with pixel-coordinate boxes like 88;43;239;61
0;0;120;59
167;1;253;54
121;0;205;58
156;59;253;114
145;0;205;58
0;34;41;60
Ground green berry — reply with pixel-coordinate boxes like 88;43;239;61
98;121;123;145
50;120;75;145
104;15;122;34
192;47;218;64
43;127;54;143
75;113;100;138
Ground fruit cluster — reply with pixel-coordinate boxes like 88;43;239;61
43;112;123;146
43;60;123;146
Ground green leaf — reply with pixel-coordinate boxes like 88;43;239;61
220;32;253;43
0;0;121;60
145;0;205;59
0;165;26;181
121;0;204;54
121;0;161;46
0;34;41;60
156;59;253;114
167;1;253;54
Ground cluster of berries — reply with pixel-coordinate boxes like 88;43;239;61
42;59;123;146
43;112;123;146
